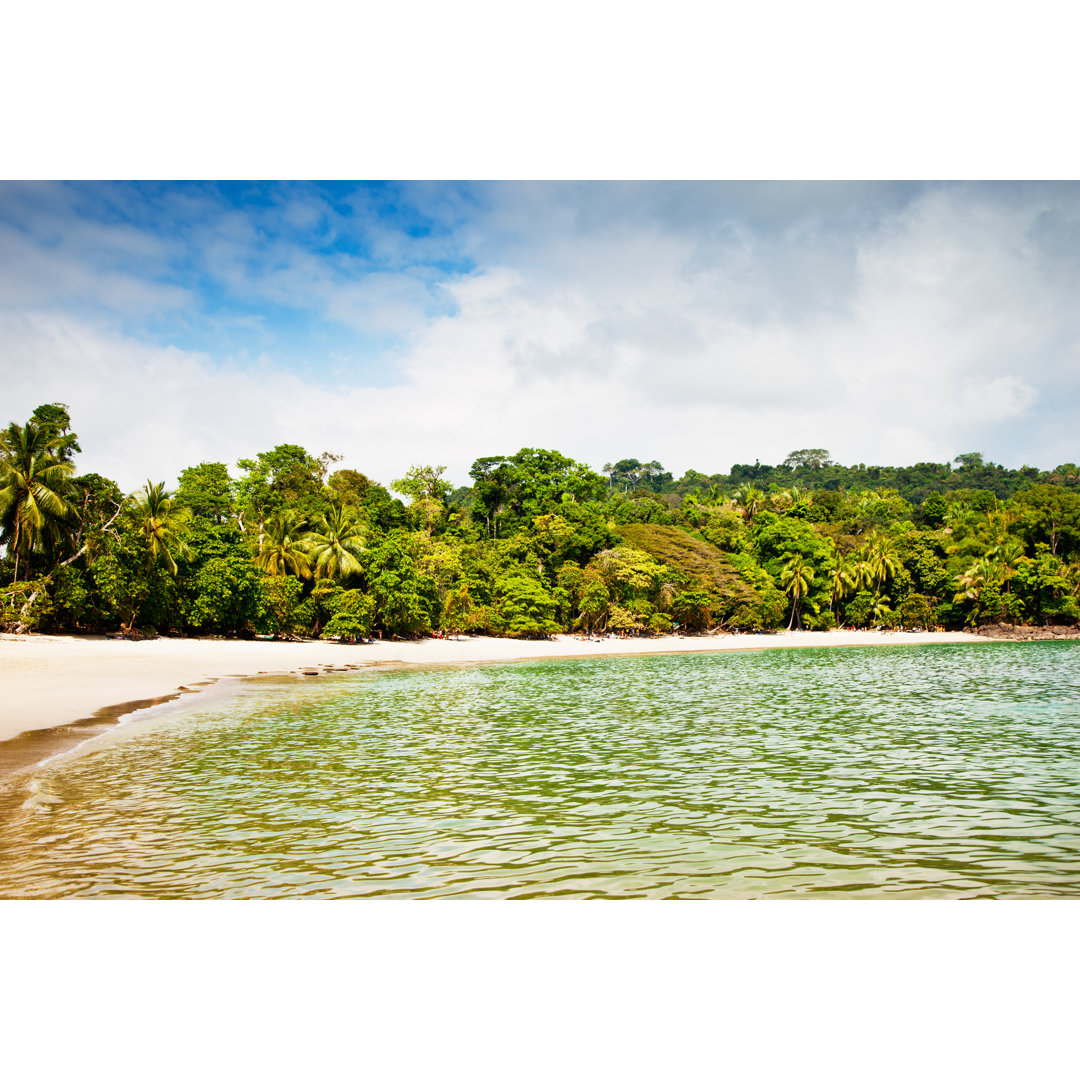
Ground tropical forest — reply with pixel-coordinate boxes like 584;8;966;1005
3;404;1080;639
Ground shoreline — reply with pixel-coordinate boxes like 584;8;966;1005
0;629;990;776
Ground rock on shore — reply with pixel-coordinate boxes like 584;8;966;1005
974;622;1080;641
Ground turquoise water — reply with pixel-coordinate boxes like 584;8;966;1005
2;642;1080;898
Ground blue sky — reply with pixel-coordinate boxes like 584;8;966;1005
1;181;478;386
2;180;1078;491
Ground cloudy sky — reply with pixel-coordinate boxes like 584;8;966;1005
2;180;1078;492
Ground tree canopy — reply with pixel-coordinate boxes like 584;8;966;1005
4;406;1078;638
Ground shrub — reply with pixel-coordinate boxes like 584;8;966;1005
323;590;374;638
255;575;305;636
897;594;933;629
495;574;560;638
803;610;836;631
0;579;53;633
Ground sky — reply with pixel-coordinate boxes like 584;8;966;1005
3;179;1079;492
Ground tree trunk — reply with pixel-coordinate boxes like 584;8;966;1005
12;588;39;634
51;499;126;574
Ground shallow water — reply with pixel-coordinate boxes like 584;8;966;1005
2;642;1079;898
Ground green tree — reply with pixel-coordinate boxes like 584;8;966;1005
322;589;375;640
827;558;856;615
496;574;560;638
954;452;985;472
1014;485;1080;557
733;482;765;524
897;593;933;629
0;418;78;582
30;403;81;463
306;504;366;581
442;582;476;634
591;546;664;601
671;588;713;631
640;460;673;493
0;579;54;633
780;553;815;630
603;458;645;493
844;589;876;628
236;444;328;526
1012;549;1079;624
392;465;452;536
255;575;305;636
89;519;178;634
184;554;264;634
576;572;611;632
782;448;834;472
952;558;994;624
918;491;948;528
526;513;576;576
869;593;894;627
327;468;374;507
132;481;193;576
753;515;832;591
469;456;519;538
867;533;901;591
366;535;435;636
176;462;235;524
469;448;607;538
255;510;313;580
987;536;1025;595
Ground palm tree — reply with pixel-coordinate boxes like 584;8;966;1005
867;533;901;590
953;560;988;605
116;482;192;633
942;502;975;535
987;537;1025;594
132;481;192;575
827;558;856;615
305;504;366;581
852;533;899;595
0;419;78;582
771;489;794;513
256;509;313;580
856;493;875;515
1065;558;1080;600
869;594;893;626
771;484;806;515
852;545;876;592
780;553;815;630
733;483;764;524
705;482;727;506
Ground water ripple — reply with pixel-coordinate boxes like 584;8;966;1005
2;642;1080;897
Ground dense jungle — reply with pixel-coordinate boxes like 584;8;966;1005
3;404;1079;639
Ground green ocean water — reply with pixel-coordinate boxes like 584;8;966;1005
2;641;1080;898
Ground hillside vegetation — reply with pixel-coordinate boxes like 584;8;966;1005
3;403;1079;638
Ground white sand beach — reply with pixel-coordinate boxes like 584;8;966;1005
0;629;987;744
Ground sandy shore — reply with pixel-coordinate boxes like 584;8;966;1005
0;628;987;746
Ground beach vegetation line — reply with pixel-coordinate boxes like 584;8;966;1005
2;404;1080;640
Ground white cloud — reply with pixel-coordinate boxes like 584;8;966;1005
956;375;1039;424
2;182;1079;491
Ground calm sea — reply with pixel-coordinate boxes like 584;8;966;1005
2;641;1079;898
